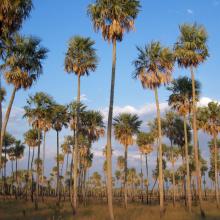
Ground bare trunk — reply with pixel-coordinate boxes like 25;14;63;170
106;38;117;220
146;154;149;204
184;115;192;212
214;135;220;208
171;143;176;207
0;87;16;166
73;74;81;213
154;87;164;216
56;131;60;203
124;145;128;208
42;130;46;180
190;66;204;216
140;153;144;203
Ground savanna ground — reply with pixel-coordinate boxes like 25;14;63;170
0;199;219;220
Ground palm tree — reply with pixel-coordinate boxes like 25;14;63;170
174;23;209;216
64;36;98;213
113;113;141;208
197;102;220;207
0;35;48;168
12;140;25;183
24;92;54;209
136;132;154;204
24;128;39;200
133;41;174;215
88;1;141;218
0;2;32;154
167;76;200;211
51;104;69;203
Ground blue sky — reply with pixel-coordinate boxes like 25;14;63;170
2;0;220;181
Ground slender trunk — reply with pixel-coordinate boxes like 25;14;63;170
11;160;14;181
70;130;75;204
0;87;16;166
140;153;144;203
56;130;60;203
35;128;41;210
171;142;176;207
154;87;164;216
190;66;204;216
106;38;117;220
184;115;192;212
42;130;46;180
0;75;2;166
15;157;18;183
146;154;149;204
31;148;35;202
214;135;220;208
124;145;128;208
73;75;81;213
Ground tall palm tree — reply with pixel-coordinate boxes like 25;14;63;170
24;92;54;209
133;41;174;215
197;102;220;207
0;35;48;168
174;23;209;216
51;104;69;203
64;36;98;213
113;113;141;208
167;76;200;211
88;1;140;218
0;2;32;154
136;132;154;204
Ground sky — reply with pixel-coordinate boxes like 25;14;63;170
2;0;220;184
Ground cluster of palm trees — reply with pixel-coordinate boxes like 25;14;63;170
0;1;220;220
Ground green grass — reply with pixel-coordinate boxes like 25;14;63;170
0;199;219;220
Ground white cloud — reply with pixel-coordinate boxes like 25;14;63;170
198;97;220;107
74;94;89;102
187;9;194;14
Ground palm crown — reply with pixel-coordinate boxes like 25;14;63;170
174;23;209;68
3;34;48;90
88;0;141;42
113;113;141;146
133;41;174;89
64;36;98;76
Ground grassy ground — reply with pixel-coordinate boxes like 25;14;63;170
0;199;219;220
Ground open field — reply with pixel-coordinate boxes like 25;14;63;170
0;200;220;220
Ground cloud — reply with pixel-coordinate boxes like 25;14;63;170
74;94;89;102
198;97;220;107
187;9;194;14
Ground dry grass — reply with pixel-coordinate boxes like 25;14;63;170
0;199;219;220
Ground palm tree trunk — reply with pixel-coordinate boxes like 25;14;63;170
56;130;60;203
190;66;204;216
0;87;16;167
124;145;128;208
42;130;46;180
15;157;18;183
213;135;220;208
183;114;192;212
73;74;81;213
31;147;35;202
154;87;164;216
146;154;149;204
171;143;176;207
70;130;75;204
140;153;144;203
35;128;41;210
0;75;3;167
106;37;117;220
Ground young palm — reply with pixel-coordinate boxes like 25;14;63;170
0;35;48;166
136;132;154;204
167;76;200;211
113;113;141;208
197;102;220;207
64;36;97;213
51;104;69;203
133;41;174;215
174;23;209;216
88;1;141;218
